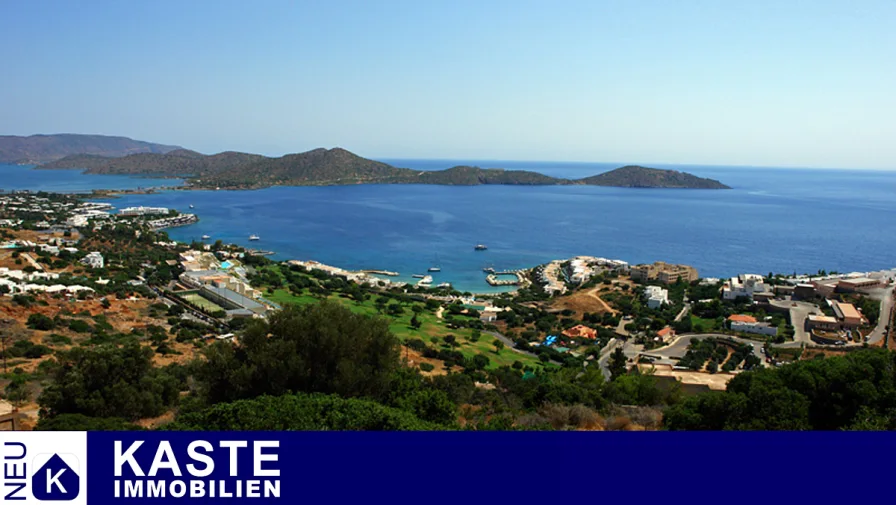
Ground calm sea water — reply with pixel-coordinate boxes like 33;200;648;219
3;161;895;292
0;164;181;192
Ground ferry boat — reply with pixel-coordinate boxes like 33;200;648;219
249;234;260;241
201;234;211;240
474;244;488;251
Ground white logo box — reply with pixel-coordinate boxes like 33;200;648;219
0;432;87;505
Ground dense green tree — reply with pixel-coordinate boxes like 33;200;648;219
38;342;181;421
169;393;444;431
607;347;627;380
192;301;400;405
665;349;896;430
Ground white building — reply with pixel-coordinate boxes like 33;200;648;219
730;321;778;336
119;206;169;216
722;274;770;300
644;285;669;309
81;251;104;269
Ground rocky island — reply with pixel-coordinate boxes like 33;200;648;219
38;142;730;190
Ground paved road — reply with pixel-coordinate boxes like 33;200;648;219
596;338;620;380
642;333;766;367
615;317;630;337
674;296;691;323
866;287;895;345
485;331;544;360
769;300;822;344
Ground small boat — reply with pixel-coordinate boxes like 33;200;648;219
201;234;211;240
428;253;442;272
189;204;195;209
474;244;488;251
248;234;260;241
437;282;452;289
417;275;433;286
412;274;426;279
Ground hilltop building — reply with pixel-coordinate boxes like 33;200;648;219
644;285;669;309
631;261;698;284
722;274;771;301
80;251;104;269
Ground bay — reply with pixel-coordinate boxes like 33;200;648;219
3;161;895;293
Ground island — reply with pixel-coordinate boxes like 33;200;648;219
39;146;731;189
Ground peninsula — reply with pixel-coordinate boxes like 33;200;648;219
0;133;181;164
39;146;731;189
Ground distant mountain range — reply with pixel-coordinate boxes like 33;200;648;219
0;134;181;164
25;134;730;189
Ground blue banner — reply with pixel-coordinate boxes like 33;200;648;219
2;431;894;503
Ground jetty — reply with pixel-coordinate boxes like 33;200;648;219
247;249;275;256
361;269;399;277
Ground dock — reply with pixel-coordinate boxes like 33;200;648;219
361;269;399;277
247;249;275;256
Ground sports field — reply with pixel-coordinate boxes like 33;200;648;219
182;293;225;313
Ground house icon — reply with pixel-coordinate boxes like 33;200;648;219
32;454;80;501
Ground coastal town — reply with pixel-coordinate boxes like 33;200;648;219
0;191;894;430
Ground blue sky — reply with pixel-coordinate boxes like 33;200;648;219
2;1;895;168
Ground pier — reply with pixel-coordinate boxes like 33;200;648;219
247;249;275;256
361;269;399;276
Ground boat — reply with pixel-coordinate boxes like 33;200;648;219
474;244;488;251
189;204;195;209
249;234;260;241
201;234;211;240
437;282;452;289
412;274;426;279
428;253;442;272
417;275;433;286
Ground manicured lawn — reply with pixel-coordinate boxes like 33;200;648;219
690;314;721;332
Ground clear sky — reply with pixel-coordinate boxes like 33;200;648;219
2;1;895;168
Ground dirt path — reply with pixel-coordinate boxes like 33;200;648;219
585;288;618;314
435;306;444;319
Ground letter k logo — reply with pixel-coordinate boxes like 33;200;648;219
32;454;80;501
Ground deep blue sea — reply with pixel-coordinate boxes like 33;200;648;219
3;160;895;293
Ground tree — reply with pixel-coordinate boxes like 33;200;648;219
443;334;457;347
4;372;29;406
493;338;505;353
608;347;627;380
169;393;443;431
410;313;422;330
192;301;400;405
38;342;181;421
